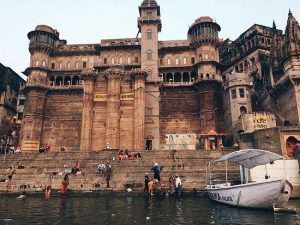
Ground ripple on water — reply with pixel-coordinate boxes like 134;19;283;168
0;196;299;225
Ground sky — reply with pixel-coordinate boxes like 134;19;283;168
0;0;299;80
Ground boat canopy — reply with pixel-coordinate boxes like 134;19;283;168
209;149;284;169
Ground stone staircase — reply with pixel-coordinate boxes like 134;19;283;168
0;149;240;194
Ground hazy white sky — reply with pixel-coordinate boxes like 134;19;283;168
0;0;299;79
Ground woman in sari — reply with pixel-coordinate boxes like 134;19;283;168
60;174;69;194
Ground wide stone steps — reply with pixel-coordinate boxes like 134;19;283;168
0;150;240;193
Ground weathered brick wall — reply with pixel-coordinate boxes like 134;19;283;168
42;91;83;151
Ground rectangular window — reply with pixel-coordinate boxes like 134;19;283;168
191;57;195;64
175;58;179;65
183;57;187;65
111;58;115;65
104;58;107;64
59;62;62;69
167;58;171;65
67;62;71;69
231;89;237;99
75;62;79;69
19;99;25;105
35;60;39;66
51;63;55;69
127;57;131;64
147;31;152;40
160;58;163;65
135;56;139;63
239;88;245;98
42;61;46;67
147;52;152;61
83;62;87;68
119;57;123;64
146;11;152;18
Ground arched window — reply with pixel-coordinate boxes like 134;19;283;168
72;76;80;85
67;62;71;69
42;60;46;67
183;57;187;65
56;76;63;86
127;57;131;64
111;57;115;65
166;73;173;82
146;29;152;40
58;62;63;69
49;76;55;86
174;72;181;82
175;58;179;65
64;76;71;86
119;57;123;64
35;60;39;66
147;50;152;61
182;72;190;82
240;106;247;115
75;61;79;69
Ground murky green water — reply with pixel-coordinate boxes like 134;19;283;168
0;195;299;225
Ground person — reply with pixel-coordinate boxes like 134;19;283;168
148;178;154;196
104;161;112;188
60;145;65;152
124;149;129;157
15;145;21;153
175;174;182;197
5;166;15;190
60;174;69;194
45;143;50;152
39;144;46;153
151;163;161;182
128;152;135;160
157;183;166;197
293;142;300;170
96;162;106;176
71;161;80;175
17;191;26;200
144;173;150;192
106;143;111;150
169;175;176;195
45;183;52;200
118;150;124;160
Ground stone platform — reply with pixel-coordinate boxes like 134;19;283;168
0;150;240;194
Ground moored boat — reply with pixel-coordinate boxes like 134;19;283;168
206;149;293;209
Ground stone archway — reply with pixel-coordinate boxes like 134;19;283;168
286;136;298;157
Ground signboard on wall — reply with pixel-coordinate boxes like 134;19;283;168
22;141;40;151
253;114;268;129
120;92;134;101
161;134;197;150
94;93;107;102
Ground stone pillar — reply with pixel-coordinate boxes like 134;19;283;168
21;70;48;151
80;69;97;151
132;70;148;150
105;68;123;149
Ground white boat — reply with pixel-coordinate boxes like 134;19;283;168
206;149;293;209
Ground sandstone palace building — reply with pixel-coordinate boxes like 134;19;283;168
20;0;300;152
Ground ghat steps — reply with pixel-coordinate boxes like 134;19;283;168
0;150;240;193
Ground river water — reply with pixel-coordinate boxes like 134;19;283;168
0;195;299;225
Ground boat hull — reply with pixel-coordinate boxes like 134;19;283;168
206;179;291;209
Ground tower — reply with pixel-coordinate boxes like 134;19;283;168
187;17;223;133
138;0;162;150
21;25;59;151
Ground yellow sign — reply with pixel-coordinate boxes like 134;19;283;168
253;115;268;129
120;92;134;101
94;93;107;102
22;141;40;151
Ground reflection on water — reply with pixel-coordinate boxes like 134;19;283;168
0;195;299;225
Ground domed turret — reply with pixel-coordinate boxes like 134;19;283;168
188;16;220;48
27;25;59;54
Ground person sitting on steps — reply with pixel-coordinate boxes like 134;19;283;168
71;161;80;175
